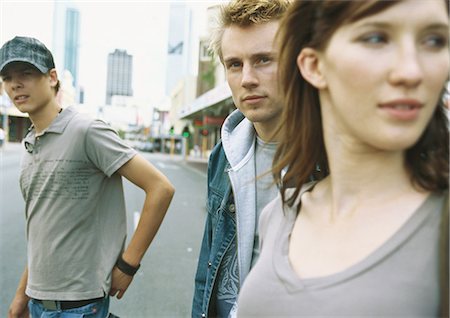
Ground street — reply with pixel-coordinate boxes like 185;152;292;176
0;143;208;318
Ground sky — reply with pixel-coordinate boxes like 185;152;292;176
0;0;213;107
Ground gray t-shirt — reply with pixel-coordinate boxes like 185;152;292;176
21;106;137;300
253;136;278;267
238;184;446;317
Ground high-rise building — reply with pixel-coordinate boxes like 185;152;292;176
64;8;80;86
165;2;193;95
53;2;80;91
106;49;133;105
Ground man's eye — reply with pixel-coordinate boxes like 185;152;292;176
256;57;270;65
227;62;241;69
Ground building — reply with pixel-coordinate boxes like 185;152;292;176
0;81;31;143
165;2;193;96
178;4;235;157
53;2;80;100
161;2;196;140
63;8;80;87
157;2;230;158
149;2;197;154
106;49;133;105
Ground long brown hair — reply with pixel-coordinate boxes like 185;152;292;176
273;0;449;208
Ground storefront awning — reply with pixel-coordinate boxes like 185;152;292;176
179;82;232;119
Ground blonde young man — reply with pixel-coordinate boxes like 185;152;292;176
192;1;290;317
1;36;175;318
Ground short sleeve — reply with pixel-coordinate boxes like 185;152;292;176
85;119;137;177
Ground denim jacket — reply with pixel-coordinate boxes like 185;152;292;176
192;110;257;318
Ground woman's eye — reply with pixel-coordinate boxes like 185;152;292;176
360;32;388;45
423;34;448;49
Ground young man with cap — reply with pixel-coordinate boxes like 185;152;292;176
2;36;175;318
192;1;290;317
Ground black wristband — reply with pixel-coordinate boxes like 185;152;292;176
115;255;140;276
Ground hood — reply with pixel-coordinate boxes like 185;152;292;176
221;109;256;169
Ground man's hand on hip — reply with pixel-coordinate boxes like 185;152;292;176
109;267;134;299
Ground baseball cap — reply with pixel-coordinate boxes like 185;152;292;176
0;36;55;75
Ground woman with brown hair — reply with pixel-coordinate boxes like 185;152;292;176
237;0;449;316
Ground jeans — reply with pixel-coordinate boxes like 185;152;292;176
28;296;110;318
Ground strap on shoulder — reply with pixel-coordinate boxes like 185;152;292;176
439;192;449;317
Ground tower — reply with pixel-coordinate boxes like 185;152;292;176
106;49;133;105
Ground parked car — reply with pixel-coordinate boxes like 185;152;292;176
138;141;154;152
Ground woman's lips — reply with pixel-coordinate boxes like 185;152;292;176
379;99;423;121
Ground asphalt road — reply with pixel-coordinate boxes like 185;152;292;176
0;144;208;317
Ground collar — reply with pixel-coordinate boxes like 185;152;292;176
221;109;256;168
24;106;77;143
29;106;76;134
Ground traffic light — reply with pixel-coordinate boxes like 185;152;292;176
169;126;174;135
182;125;190;138
201;129;209;136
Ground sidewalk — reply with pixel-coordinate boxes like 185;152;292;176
0;141;22;153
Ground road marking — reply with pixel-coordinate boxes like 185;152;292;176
134;211;140;230
156;162;180;170
181;163;207;179
157;162;166;168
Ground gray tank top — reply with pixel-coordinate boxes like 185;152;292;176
238;186;446;317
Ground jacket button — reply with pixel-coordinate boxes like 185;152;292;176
229;204;236;213
208;261;212;267
201;314;206;318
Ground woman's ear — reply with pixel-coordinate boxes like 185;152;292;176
296;48;327;89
